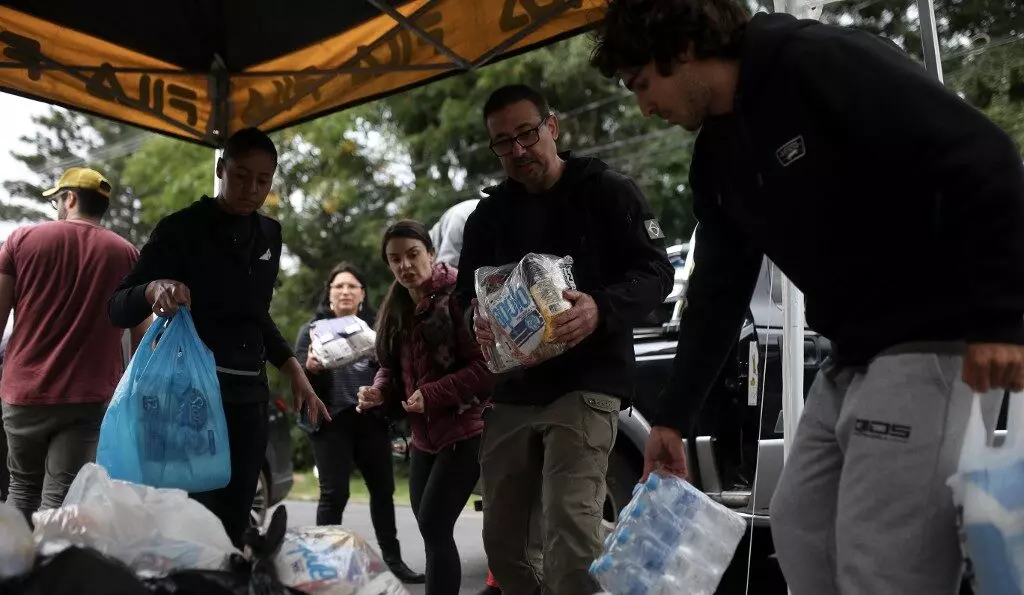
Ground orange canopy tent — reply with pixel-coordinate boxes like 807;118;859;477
0;0;606;147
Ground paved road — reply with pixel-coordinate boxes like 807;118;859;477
276;500;489;595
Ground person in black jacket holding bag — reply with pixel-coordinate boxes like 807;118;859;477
108;127;329;546
293;262;424;584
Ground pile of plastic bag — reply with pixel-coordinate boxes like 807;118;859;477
474;253;577;373
591;472;747;595
309;316;376;370
0;468;299;594
274;527;408;595
97;307;231;493
0;463;408;595
31;463;237;574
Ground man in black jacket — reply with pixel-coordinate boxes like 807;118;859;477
456;84;674;595
592;1;1024;593
108;127;329;546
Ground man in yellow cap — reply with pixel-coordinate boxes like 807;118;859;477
0;167;148;525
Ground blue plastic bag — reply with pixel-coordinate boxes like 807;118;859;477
947;391;1024;594
97;307;231;492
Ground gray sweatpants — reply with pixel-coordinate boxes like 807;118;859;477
770;343;1002;595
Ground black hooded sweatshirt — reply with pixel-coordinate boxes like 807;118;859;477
454;154;675;407
654;13;1024;432
108;196;293;403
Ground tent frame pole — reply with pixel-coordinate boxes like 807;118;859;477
471;1;579;69
364;0;472;69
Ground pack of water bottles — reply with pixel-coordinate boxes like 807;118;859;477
474;253;577;374
591;472;747;595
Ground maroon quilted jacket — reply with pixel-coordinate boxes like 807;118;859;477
373;263;491;453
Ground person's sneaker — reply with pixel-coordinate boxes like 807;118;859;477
387;561;426;584
477;587;502;595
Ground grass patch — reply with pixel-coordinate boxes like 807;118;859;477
289;471;413;505
289;467;481;513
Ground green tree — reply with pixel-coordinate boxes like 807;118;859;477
3;109;156;245
822;0;1024;152
373;36;698;245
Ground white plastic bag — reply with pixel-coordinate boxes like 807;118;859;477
32;462;238;574
0;502;34;578
474;253;576;374
310;316;376;370
947;391;1024;594
274;526;408;595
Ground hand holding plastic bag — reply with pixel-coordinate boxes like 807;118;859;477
32;463;238;574
474;253;577;374
947;391;1024;594
97;307;231;492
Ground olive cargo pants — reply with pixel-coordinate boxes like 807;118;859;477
480;391;619;595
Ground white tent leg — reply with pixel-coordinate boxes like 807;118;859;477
212;148;222;196
781;279;805;460
917;0;945;82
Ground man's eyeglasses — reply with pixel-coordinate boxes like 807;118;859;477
489;115;551;157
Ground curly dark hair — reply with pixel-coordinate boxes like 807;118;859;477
591;0;751;78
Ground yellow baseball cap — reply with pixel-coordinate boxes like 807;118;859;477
41;167;112;199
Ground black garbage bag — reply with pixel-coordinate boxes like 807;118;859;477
0;507;300;595
0;545;151;595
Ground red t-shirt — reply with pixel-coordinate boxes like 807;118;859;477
0;221;139;405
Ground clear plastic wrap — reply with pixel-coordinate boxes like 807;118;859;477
474;253;576;374
309;316;376;370
31;463;238;575
591;472;747;595
0;502;34;579
273;527;408;595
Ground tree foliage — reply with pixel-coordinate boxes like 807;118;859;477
3;112;155;245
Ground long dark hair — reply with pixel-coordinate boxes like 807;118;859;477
376;220;435;368
318;262;376;326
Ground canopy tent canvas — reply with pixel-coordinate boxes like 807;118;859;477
0;0;606;147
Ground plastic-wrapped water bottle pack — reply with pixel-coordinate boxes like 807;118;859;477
591;472;748;595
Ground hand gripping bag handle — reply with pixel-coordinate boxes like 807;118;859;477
957;391;1024;474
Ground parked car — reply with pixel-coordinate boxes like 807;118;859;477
253;394;295;527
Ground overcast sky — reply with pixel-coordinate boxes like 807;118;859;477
0;93;49;241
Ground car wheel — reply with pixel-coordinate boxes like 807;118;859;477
603;447;641;533
251;467;270;529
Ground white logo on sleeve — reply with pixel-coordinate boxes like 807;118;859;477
776;136;806;167
645;219;665;240
259;249;272;261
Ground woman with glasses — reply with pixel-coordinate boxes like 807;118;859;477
294;262;424;584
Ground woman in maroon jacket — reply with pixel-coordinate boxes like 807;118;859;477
357;219;491;595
